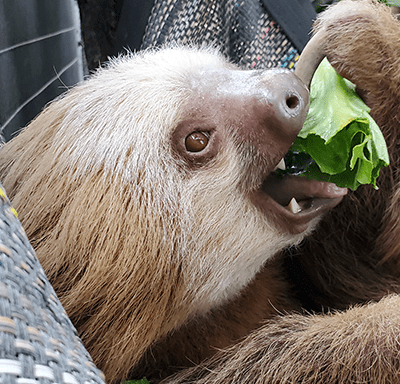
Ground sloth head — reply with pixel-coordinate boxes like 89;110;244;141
0;46;345;379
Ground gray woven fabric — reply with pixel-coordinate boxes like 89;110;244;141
141;0;300;70
0;184;105;384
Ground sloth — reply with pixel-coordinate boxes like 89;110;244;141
0;44;344;382
1;0;400;383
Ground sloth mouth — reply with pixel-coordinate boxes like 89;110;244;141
251;157;347;234
250;32;349;235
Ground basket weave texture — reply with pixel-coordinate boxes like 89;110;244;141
142;0;300;70
0;184;105;384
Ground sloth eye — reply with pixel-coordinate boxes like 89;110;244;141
185;132;210;152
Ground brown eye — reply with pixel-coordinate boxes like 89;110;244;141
185;132;210;152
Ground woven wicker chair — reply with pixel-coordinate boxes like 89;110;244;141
0;183;105;384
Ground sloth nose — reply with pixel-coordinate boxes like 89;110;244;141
260;69;309;141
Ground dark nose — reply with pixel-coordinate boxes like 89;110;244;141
260;68;309;141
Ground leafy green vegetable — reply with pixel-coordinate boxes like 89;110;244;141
124;379;150;384
291;58;389;190
379;0;400;6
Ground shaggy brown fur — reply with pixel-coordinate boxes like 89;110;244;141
285;0;400;311
1;1;400;383
164;1;400;383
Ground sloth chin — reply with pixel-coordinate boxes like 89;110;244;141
250;157;347;235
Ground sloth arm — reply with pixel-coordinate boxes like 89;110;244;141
314;0;400;130
164;294;400;383
285;0;400;310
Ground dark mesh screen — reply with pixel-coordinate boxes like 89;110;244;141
141;0;300;70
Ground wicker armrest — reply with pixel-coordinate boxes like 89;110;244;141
0;184;106;384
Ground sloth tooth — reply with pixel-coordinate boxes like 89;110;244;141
287;197;301;214
275;158;286;171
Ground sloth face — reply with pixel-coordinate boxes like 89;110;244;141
0;46;347;314
170;65;346;235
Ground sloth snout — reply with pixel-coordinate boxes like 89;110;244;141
260;69;309;140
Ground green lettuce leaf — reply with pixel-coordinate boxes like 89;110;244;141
291;58;389;190
384;0;400;6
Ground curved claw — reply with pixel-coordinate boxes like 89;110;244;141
294;29;327;88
